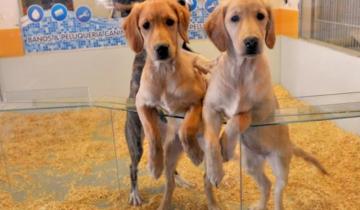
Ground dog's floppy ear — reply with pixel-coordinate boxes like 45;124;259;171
204;5;229;52
265;6;276;49
122;3;144;53
170;1;190;43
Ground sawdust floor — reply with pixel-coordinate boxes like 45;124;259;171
0;85;359;210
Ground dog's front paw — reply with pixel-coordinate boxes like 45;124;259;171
186;140;204;166
238;112;252;133
178;127;204;165
128;189;142;206
148;145;164;179
206;144;225;187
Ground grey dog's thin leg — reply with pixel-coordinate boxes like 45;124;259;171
125;110;144;205
125;51;146;205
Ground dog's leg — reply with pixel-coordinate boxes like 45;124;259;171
192;54;216;74
137;105;164;179
220;112;252;161
158;135;183;210
204;161;221;210
125;111;144;205
203;106;224;187
179;103;204;165
125;51;146;205
242;144;271;210
268;153;291;210
167;118;195;189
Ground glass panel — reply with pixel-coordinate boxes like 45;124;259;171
242;118;360;209
1;91;360;126
0;89;359;209
111;109;242;209
3;87;89;102
0;108;121;209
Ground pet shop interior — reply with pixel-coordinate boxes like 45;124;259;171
0;0;359;209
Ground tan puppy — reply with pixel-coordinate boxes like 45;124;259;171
123;0;207;179
123;1;221;209
203;0;328;210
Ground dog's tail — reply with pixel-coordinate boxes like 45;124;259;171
293;146;329;175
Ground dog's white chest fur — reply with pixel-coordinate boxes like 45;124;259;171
223;87;257;117
205;55;270;118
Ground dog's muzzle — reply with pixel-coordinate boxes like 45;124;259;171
244;37;259;55
155;44;170;60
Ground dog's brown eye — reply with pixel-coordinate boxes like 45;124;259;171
143;21;150;30
166;18;175;26
231;15;240;22
257;13;265;21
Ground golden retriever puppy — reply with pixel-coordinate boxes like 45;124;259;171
203;0;328;210
123;1;221;209
123;0;208;179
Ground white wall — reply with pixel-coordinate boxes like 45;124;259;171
280;36;360;134
269;0;283;8
0;0;20;29
280;37;360;97
270;0;299;9
0;47;135;99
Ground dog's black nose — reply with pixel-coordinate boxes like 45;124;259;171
178;0;186;6
244;37;259;54
155;44;169;60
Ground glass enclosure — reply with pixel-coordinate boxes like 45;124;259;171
1;0;360;209
0;88;359;209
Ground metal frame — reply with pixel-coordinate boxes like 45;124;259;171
0;88;3;102
299;0;360;53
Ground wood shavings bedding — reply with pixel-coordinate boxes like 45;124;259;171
0;85;359;209
0;109;116;175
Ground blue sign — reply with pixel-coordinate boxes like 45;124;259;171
205;0;219;13
188;0;206;40
51;3;68;21
27;5;44;22
76;6;92;22
21;0;207;53
187;0;197;12
22;11;126;53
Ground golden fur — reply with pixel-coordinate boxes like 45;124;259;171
203;1;327;210
123;0;218;209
